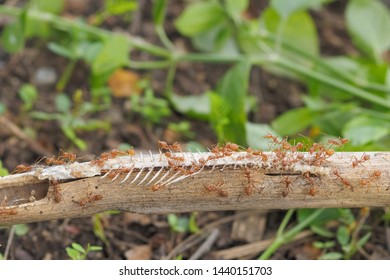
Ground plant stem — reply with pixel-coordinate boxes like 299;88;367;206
271;58;390;109
0;5;172;58
56;59;77;92
263;32;390;94
259;208;325;260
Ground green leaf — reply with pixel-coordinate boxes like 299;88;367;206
246;122;279;150
313;241;336;249
272;107;316;136
346;0;390;60
297;209;342;226
214;59;251;145
71;243;86;254
171;93;210;121
319;252;343;260
337;226;350;246
1;20;25;53
18;84;38;111
14;224;29;236
153;0;167;26
167;214;189;233
310;225;334;238
343;116;390;146
0;103;6;115
25;0;64;38
89;246;103;252
271;0;332;18
224;0;249;22
192;25;236;53
48;42;77;60
55;93;71;113
261;8;319;56
189;213;200;233
30;0;64;14
61;126;87;150
92;35;130;76
66;248;80;260
175;2;225;36
356;232;371;250
0;160;9;176
105;0;137;15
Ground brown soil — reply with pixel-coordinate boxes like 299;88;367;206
0;0;389;260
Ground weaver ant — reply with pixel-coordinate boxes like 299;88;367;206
204;181;228;197
282;176;293;197
13;164;32;174
50;179;62;203
333;169;353;190
352;153;370;169
243;168;255;196
78;190;103;206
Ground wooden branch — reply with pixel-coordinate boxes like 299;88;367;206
0;151;389;226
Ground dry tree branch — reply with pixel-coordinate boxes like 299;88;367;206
0;145;389;226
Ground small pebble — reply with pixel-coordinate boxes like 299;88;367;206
33;67;57;86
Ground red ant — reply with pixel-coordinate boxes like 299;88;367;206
78;190;103;206
333;169;353;190
263;133;280;144
352;153;370;169
243;168;255;196
13;164;32;174
58;150;77;163
152;183;165;192
282;176;293;197
0;208;18;216
50;179;62;203
328;138;348;147
204;181;228;197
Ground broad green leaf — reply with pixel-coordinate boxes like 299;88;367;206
14;224;29;236
224;0;249;22
92;35;130;76
346;0;390;60
297;209;342;226
272;107;316;136
343;116;389;146
192;25;237;54
66;248;80;260
214;59;251;145
175;2;225;36
25;0;64;38
71;243;86;254
1;21;25;53
246;122;279;150
153;0;167;25
171;93;210;121
271;0;332;18
261;8;319;56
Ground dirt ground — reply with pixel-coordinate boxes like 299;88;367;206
0;0;389;260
